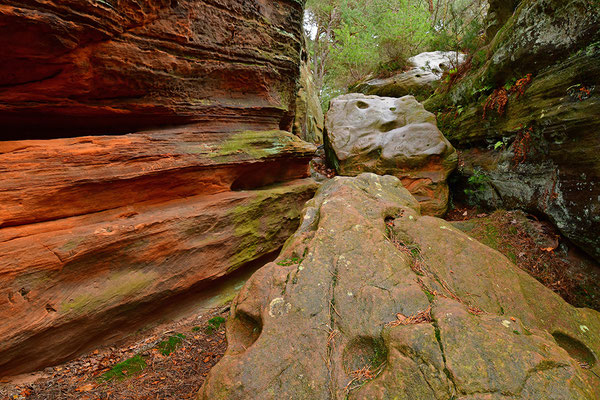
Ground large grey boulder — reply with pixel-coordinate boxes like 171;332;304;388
325;93;457;216
351;51;466;99
199;173;600;399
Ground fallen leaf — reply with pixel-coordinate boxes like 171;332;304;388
75;383;95;392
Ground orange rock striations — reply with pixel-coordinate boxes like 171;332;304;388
0;0;315;376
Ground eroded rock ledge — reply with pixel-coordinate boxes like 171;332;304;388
0;0;305;138
201;174;600;399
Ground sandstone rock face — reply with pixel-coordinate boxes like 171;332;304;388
0;0;304;138
0;176;317;377
0;0;315;376
294;57;324;144
325;94;457;216
0;129;317;377
484;0;599;83
0;129;314;228
424;0;600;261
351;51;466;100
200;173;600;399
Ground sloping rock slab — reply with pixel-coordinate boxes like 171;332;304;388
200;173;600;399
0;178;317;376
325;94;457;216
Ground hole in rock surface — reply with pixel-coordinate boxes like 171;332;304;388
379;121;399;133
356;101;370;109
552;332;596;367
228;311;263;351
342;336;387;374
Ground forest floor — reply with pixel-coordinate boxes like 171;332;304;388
0;307;229;400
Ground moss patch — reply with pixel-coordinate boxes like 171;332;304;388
99;355;147;382
210;130;302;161
157;334;186;356
205;317;226;334
60;271;156;314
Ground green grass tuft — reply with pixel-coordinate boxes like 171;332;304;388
99;355;146;382
157;334;186;356
206;316;226;334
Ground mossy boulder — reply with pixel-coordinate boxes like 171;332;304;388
350;51;466;101
424;0;600;262
440;43;600;262
200;173;600;399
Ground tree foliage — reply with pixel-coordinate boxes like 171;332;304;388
305;0;488;109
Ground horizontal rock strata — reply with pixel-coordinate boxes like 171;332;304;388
0;0;304;139
0;0;314;376
0;176;318;376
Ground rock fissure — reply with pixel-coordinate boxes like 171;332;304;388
326;255;341;400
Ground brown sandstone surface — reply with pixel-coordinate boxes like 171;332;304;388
200;173;600;399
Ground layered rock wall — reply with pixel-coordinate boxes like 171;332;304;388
0;0;315;376
0;0;304;138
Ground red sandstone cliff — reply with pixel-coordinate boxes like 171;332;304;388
0;0;315;376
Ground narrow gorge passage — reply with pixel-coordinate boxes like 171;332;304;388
1;0;599;399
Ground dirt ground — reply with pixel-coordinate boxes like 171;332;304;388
0;307;229;400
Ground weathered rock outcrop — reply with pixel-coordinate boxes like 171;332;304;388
0;0;315;376
294;56;324;144
350;51;466;100
325;94;457;216
0;174;317;376
200;173;600;399
484;0;520;40
0;0;304;138
425;0;600;261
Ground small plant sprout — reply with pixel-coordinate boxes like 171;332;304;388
205;316;226;334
